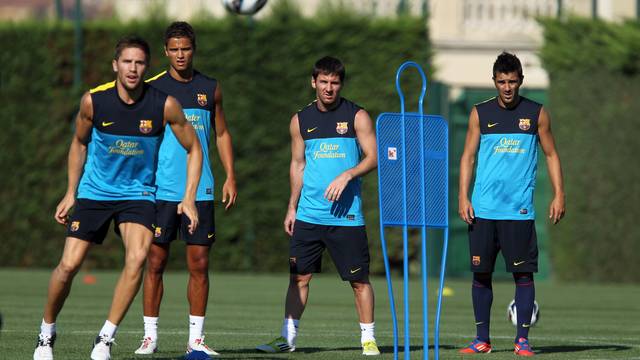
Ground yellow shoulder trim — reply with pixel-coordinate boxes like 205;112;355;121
474;96;497;106
298;100;316;112
89;81;115;94
145;71;167;83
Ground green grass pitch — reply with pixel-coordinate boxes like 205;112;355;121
1;269;638;359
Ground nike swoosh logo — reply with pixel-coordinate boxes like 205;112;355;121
488;122;498;128
350;267;362;274
307;127;318;133
475;321;484;325
102;121;115;127
513;261;526;266
207;233;215;239
522;323;531;328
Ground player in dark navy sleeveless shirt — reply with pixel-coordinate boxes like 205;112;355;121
257;57;380;356
458;52;565;356
33;36;203;360
136;22;237;356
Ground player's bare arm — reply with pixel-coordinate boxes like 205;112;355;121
324;109;377;202
538;106;565;224
164;95;203;233
212;83;237;210
55;92;94;225
285;114;305;236
458;106;480;224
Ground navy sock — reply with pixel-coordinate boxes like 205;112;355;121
513;272;535;341
472;272;492;343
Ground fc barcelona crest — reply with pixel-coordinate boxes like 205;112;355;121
519;118;531;131
197;93;208;107
139;120;153;134
472;256;481;266
336;122;348;135
70;221;80;232
154;227;162;238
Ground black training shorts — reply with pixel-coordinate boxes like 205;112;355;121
153;200;215;246
66;199;155;244
289;219;370;281
468;218;538;273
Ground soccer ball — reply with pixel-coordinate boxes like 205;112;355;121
222;0;268;15
507;300;540;326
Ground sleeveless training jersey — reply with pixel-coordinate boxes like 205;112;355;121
147;70;216;202
296;98;365;226
472;96;542;220
77;82;166;201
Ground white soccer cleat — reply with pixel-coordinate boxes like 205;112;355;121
187;336;220;356
90;335;114;360
256;336;296;353
134;336;157;354
33;333;56;360
362;340;381;356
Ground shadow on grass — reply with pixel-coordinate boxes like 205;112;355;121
121;355;286;360
536;344;632;354
486;344;632;355
289;344;458;353
117;344;464;359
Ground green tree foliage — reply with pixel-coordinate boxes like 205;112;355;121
0;4;431;272
540;18;640;282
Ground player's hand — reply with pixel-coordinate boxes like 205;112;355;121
54;193;75;225
549;195;565;224
178;200;199;234
458;197;475;224
324;172;352;202
221;177;237;211
284;208;296;236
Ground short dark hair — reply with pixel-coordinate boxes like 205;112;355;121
312;56;345;81
165;21;196;50
492;51;523;79
114;36;150;63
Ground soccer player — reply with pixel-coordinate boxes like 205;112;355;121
32;36;203;360
134;22;237;356
458;52;565;356
256;56;380;356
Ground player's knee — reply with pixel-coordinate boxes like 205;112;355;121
290;273;312;287
146;245;169;274
146;255;167;275
56;259;82;278
473;272;493;288
187;256;209;275
349;280;371;293
125;249;148;269
513;272;534;286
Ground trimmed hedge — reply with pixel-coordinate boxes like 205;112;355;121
0;2;431;272
540;18;640;282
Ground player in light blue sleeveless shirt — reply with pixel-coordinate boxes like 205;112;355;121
136;22;237;357
458;52;565;356
33;36;202;360
257;57;380;356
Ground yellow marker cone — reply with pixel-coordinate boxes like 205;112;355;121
437;286;454;297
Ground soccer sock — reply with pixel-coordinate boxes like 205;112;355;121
40;319;56;336
360;322;375;343
280;318;299;345
143;316;159;340
189;315;205;344
98;320;118;341
472;272;493;343
514;272;535;342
